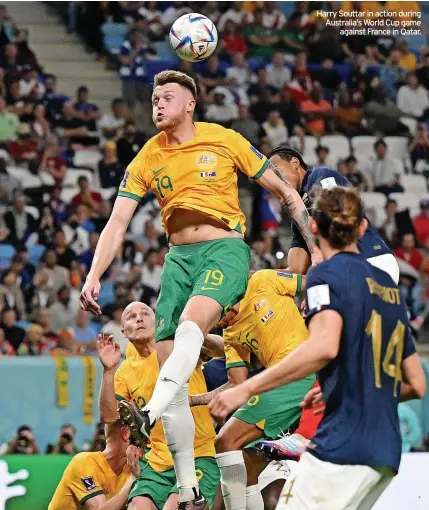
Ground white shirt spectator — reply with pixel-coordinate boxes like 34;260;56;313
218;7;253;32
138;6;163;37
206;101;239;124
163;4;192;26
99;114;125;145
102;321;128;354
142;263;162;292
364;157;402;188
263;112;288;148
397;84;429;118
266;63;291;89
62;224;90;256
263;9;286;29
226;57;255;106
19;77;45;99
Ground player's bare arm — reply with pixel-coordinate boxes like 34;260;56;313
209;310;342;420
189;365;248;407
201;333;225;358
400;353;427;401
256;163;321;263
80;196;139;315
83;477;134;509
97;333;122;424
286;247;311;275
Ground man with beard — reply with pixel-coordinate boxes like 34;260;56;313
80;70;319;508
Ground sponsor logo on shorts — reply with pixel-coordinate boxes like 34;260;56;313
261;309;274;324
157;318;164;329
277;272;293;278
254;299;265;312
250;145;263;160
81;477;97;492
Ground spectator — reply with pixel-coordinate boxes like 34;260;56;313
0;269;26;320
398;39;417;73
335;90;363;136
314;145;334;168
36;308;57;343
375;198;399;246
4;194;39;246
70;176;102;213
244;8;279;59
4;426;40;455
202;2;221;26
218;1;253;32
301;81;333;135
225;52;254;105
397;73;429;122
17;323;50;356
0;327;15;356
413;199;429;248
31;103;50;140
102;282;131;320
15;29;42;73
9;253;32;290
73;309;97;353
266;52;291;90
8;122;39;165
262;2;286;29
43;74;69;124
51;329;78;357
200;55;230;93
49;185;69;224
231;105;266;149
136;220;161;253
101;306;128;354
71;85;101;132
49;286;77;332
263;110;288;148
36;205;57;247
54;229;77;270
41;248;69;293
341;156;367;191
248;68;278;104
137;1;163;40
120;30;152;117
162;1;191;27
380;49;408;100
364;139;404;194
14;245;35;282
205;88;238;127
310;59;342;93
116;120;146;167
259;188;281;233
46;424;78;455
0;309;25;351
306;17;342;63
416;52;429;91
250;235;276;270
75;203;96;233
39;136;66;184
98;142;123;189
54;102;95;146
79;231;110;279
277;13;306;61
142;248;162;293
350;54;377;89
408;123;429;170
18;67;45;100
219;20;248;60
25;269;56;321
0;156;21;206
98;97;126;144
395;233;424;271
0;95;20;142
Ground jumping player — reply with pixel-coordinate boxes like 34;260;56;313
190;269;315;510
97;303;220;510
209;187;426;509
267;146;400;283
80;71;319;507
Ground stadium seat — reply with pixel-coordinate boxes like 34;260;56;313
60;187;79;203
319;135;350;161
27;244;46;267
63;168;94;187
6;166;55;188
154;41;173;59
16;320;30;330
101;22;127;54
25;205;40;220
384;136;409;160
0;244;15;270
361;192;387;226
302;136;318;163
100;187;116;200
97;282;114;308
90;321;103;335
389;192;421;217
351;136;377;158
402;175;428;195
73;150;102;171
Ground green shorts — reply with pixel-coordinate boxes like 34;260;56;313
128;457;220;509
234;375;316;439
155;238;251;341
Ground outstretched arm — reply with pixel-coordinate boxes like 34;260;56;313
256;163;320;263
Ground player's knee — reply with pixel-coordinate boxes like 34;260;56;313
215;429;236;453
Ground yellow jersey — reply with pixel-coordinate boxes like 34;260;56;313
115;346;216;472
224;270;308;369
48;452;130;509
118;122;269;235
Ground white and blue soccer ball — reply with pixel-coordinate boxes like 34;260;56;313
169;13;218;62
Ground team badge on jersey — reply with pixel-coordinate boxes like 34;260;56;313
157;318;164;330
81;477;97;492
254;299;266;312
261;309;274;324
197;154;216;165
320;177;337;189
120;171;130;189
277;272;293;278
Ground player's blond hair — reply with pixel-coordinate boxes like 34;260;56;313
153;70;197;99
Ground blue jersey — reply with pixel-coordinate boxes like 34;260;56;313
291;167;391;259
305;253;416;471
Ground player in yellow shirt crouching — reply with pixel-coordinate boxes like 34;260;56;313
48;420;132;509
97;301;220;510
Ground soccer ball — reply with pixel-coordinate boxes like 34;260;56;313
169;13;218;62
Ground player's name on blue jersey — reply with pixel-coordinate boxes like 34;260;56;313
366;278;401;305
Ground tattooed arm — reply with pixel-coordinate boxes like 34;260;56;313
256;162;320;262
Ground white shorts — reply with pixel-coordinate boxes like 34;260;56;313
275;452;394;510
258;460;297;491
366;253;399;285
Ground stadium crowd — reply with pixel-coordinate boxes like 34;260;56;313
0;0;427;375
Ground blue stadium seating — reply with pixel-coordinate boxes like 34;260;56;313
28;245;46;268
0;244;15;270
